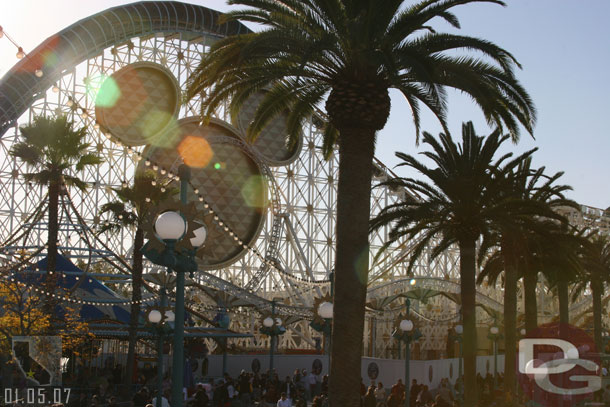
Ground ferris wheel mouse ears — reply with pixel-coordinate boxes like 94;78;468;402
230;90;303;167
94;63;302;167
94;62;181;147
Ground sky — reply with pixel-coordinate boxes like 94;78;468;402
0;0;608;209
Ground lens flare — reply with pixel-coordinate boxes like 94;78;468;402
240;175;267;209
95;75;121;108
138;110;176;144
178;135;213;168
355;249;369;285
42;49;59;71
152;124;181;149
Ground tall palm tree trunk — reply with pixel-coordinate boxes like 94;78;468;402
459;239;478;406
329;127;376;407
45;178;60;326
126;227;144;387
502;251;518;401
523;271;538;332
591;280;603;354
557;278;569;325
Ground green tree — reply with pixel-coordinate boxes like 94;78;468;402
573;234;610;353
525;224;584;327
186;2;535;404
98;171;175;386
552;227;586;325
476;159;575;396
10;115;102;316
370;122;536;404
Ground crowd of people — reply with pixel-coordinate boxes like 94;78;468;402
362;377;458;407
31;367;330;407
127;368;329;407
8;360;610;407
60;367;514;407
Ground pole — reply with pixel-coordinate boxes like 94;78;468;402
171;164;190;407
493;337;497;389
404;298;411;407
458;339;463;404
328;271;334;358
405;338;410;407
156;287;167;407
222;338;228;374
269;300;275;372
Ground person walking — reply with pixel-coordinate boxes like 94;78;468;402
410;380;419;406
277;393;291;407
364;387;377;407
375;382;387;407
299;370;310;401
281;376;296;403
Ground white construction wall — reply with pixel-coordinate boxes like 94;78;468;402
196;354;504;389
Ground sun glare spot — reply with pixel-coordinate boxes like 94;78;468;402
178;135;213;168
94;75;121;108
138;111;175;144
240;176;267;209
355;250;369;285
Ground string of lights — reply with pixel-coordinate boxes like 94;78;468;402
0;247;156;306
0;25;25;60
0;192;157;306
147;162;331;286
0;25;44;77
0;245;103;305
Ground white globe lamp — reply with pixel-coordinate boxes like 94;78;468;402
148;310;162;324
399;319;414;333
155;211;186;240
318;302;334;319
455;325;463;335
165;310;175;322
490;326;499;335
263;317;274;328
190;225;207;248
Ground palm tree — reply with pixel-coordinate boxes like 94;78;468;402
10;115;102;316
519;224;580;333
186;2;535;404
476;158;575;395
573;234;610;352
479;224;578;397
370;122;537;404
99;172;176;386
531;224;584;326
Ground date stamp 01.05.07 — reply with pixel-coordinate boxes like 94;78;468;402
3;388;71;406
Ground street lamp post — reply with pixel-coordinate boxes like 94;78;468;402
318;301;334;353
601;331;610;355
144;164;206;407
310;272;334;356
391;299;421;407
488;326;500;389
452;324;464;404
146;286;174;407
260;300;285;372
171;165;190;407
